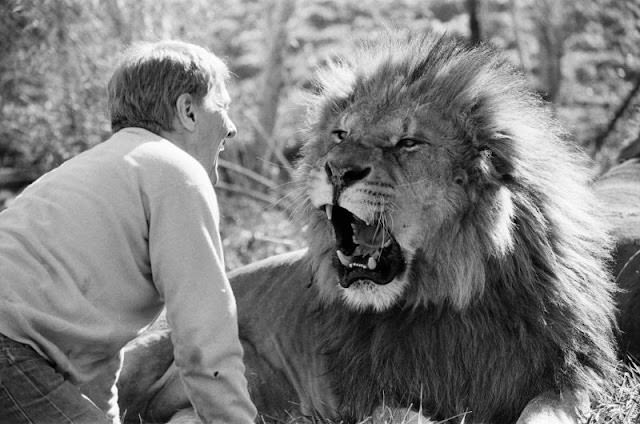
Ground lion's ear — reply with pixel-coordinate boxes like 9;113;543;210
488;140;515;183
465;97;516;185
474;143;515;185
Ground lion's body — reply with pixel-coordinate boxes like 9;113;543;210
116;34;619;424
231;251;590;422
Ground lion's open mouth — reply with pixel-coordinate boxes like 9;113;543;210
323;204;405;288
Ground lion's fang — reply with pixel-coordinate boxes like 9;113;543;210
367;257;377;270
336;250;352;266
325;204;333;220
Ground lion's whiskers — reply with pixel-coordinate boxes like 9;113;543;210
281;197;314;226
274;182;309;216
372;196;396;252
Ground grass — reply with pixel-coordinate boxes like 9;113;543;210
582;361;640;424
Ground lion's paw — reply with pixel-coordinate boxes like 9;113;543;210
166;408;200;424
371;406;435;424
516;391;588;424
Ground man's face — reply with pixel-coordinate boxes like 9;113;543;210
192;83;237;184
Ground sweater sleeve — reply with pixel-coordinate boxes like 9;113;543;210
147;177;256;424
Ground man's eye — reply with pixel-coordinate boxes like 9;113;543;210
331;130;348;143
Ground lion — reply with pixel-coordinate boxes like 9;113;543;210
114;33;618;424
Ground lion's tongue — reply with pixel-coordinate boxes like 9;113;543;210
351;221;388;249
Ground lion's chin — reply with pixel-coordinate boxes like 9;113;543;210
339;277;409;312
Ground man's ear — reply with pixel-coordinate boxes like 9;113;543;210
175;93;196;132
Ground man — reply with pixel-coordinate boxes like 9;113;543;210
0;40;257;424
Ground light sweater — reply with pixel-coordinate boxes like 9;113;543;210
0;128;257;423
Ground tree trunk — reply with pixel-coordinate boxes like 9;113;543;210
104;0;134;45
467;0;481;44
253;0;296;176
509;0;528;72
533;0;565;104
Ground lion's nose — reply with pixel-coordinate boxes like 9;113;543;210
325;161;371;188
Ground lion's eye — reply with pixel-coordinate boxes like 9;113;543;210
331;130;348;144
396;137;426;150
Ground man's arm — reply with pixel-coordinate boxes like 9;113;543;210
148;179;256;424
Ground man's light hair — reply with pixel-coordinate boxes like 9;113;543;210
107;40;230;134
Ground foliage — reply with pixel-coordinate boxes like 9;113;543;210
1;0;112;171
219;192;303;271
2;0;639;176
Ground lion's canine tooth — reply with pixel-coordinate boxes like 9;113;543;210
367;257;377;270
325;204;333;220
383;239;392;248
336;250;352;266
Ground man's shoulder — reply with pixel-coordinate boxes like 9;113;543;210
112;128;209;185
102;128;221;217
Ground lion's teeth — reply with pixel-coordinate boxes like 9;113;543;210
383;239;391;247
367;257;377;270
336;250;352;266
325;204;333;220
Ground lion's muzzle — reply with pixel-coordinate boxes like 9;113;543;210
308;153;406;289
324;161;371;203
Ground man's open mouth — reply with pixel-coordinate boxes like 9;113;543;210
323;204;405;288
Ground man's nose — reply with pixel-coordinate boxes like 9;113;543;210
226;117;237;138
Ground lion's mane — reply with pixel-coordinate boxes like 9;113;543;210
292;34;617;422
